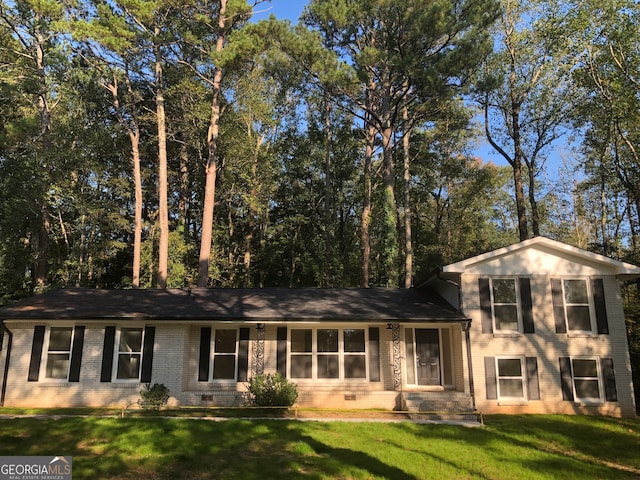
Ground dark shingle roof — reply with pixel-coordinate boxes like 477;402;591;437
0;287;467;323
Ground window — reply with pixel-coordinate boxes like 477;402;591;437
491;278;520;331
290;328;367;380
212;329;238;380
560;356;617;403
571;358;601;401
115;328;143;380
496;357;525;400
563;279;592;332
44;327;73;380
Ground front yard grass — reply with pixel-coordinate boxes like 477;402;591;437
0;411;637;479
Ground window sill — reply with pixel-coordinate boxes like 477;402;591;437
566;333;598;338
493;332;522;338
36;381;72;387
573;400;604;406
111;381;143;387
497;400;528;406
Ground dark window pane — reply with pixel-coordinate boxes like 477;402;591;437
564;280;588;304
493;279;516;303
344;329;365;352
575;379;600;399
567;306;591;331
344;356;366;378
318;355;339;378
572;359;597;377
494;305;518;330
498;358;522;377
49;327;72;351
291;355;312;378
291;330;312;353
213;355;236;379
215;330;237;354
119;329;142;353
45;353;70;379
116;354;141;379
499;379;524;397
317;329;338;353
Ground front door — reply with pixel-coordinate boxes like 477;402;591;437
415;328;441;386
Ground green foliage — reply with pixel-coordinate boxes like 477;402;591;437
139;383;170;411
248;373;298;407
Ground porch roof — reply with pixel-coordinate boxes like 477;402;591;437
0;287;468;323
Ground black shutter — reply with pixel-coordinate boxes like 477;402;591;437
277;327;287;376
525;357;540;400
484;357;497;400
28;325;46;382
551;279;567;333
519;278;535;333
479;278;493;334
140;326;155;383
592;279;609;334
101;326;116;382
368;327;380;382
68;326;85;382
601;357;617;402
237;328;250;382
559;357;574;401
198;327;212;382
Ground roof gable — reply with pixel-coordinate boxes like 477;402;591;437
442;236;640;278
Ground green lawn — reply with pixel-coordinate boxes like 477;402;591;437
0;412;638;479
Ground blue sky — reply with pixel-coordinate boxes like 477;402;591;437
253;1;307;22
250;1;568;178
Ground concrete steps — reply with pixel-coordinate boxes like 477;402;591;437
402;391;473;412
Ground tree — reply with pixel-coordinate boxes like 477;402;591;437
0;0;67;292
305;0;499;286
477;0;578;241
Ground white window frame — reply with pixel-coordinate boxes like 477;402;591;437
113;327;144;383
495;356;527;401
41;325;75;382
209;328;239;382
288;327;368;381
562;278;596;333
490;277;522;333
570;357;603;403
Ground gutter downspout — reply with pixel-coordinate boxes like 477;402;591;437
0;321;12;407
463;320;476;411
436;269;477;411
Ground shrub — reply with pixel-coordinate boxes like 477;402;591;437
248;373;298;407
139;383;170;410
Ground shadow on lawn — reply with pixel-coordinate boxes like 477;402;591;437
1;415;638;479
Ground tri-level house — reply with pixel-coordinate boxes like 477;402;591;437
1;237;638;416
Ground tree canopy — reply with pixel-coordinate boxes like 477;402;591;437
0;0;639;298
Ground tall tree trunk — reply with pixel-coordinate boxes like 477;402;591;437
402;106;413;288
512;106;529;241
108;71;143;288
131;132;143;288
361;114;376;288
528;164;540;237
155;35;169;289
323;95;333;286
197;0;226;287
243;133;264;287
34;23;50;292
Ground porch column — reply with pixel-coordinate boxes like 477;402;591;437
390;322;401;390
252;324;265;376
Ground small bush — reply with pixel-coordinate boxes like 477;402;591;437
139;383;170;410
248;373;298;407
